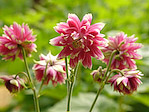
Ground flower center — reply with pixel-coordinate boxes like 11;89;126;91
72;37;83;48
17;44;22;48
115;50;121;60
49;60;54;66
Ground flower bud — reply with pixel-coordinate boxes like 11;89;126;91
91;67;106;83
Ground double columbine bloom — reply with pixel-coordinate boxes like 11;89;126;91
50;14;107;69
0;22;36;60
0;75;26;93
33;52;66;86
109;70;143;94
102;32;142;70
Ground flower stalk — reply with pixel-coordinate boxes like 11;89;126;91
89;50;117;112
22;47;40;112
65;57;70;92
66;63;79;112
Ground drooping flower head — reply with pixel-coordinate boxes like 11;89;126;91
32;52;66;86
0;75;26;93
102;32;142;70
109;69;143;94
50;14;107;69
0;22;37;60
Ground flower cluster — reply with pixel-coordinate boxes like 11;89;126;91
101;32;143;94
0;15;144;97
0;22;37;60
50;14;107;69
33;52;66;86
0;75;26;93
50;14;143;94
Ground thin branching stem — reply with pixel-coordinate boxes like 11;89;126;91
67;63;79;112
22;47;40;112
65;57;70;91
89;50;117;112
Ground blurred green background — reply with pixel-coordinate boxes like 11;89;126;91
0;0;149;112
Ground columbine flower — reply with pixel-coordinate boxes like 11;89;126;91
0;75;25;93
102;32;142;70
109;70;143;94
32;52;66;86
50;13;107;69
91;66;106;83
0;22;37;60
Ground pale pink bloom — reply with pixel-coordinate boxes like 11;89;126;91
0;75;25;93
109;70;143;94
32;52;66;86
0;22;37;60
50;14;107;69
102;32;142;70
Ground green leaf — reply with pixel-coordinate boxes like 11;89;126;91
47;93;119;112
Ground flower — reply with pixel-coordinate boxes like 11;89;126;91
0;75;25;93
109;70;143;94
0;22;37;60
91;66;106;83
50;13;107;69
32;52;66;86
102;32;142;70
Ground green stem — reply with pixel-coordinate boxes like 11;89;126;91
89;83;104;112
22;47;40;112
110;69;124;76
38;80;44;98
89;50;117;112
15;72;29;80
103;50;117;80
67;63;79;112
65;57;70;92
119;96;124;112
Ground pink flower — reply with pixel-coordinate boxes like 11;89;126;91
50;14;107;69
32;52;66;86
109;70;143;94
0;75;25;93
0;22;37;60
102;32;142;70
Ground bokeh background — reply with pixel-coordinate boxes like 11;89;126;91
0;0;149;112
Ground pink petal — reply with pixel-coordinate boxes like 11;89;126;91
54;22;69;34
50;36;66;46
88;23;105;32
82;54;92;69
70;57;79;68
57;46;73;59
89;46;104;59
68;14;80;29
35;69;44;81
81;14;92;24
